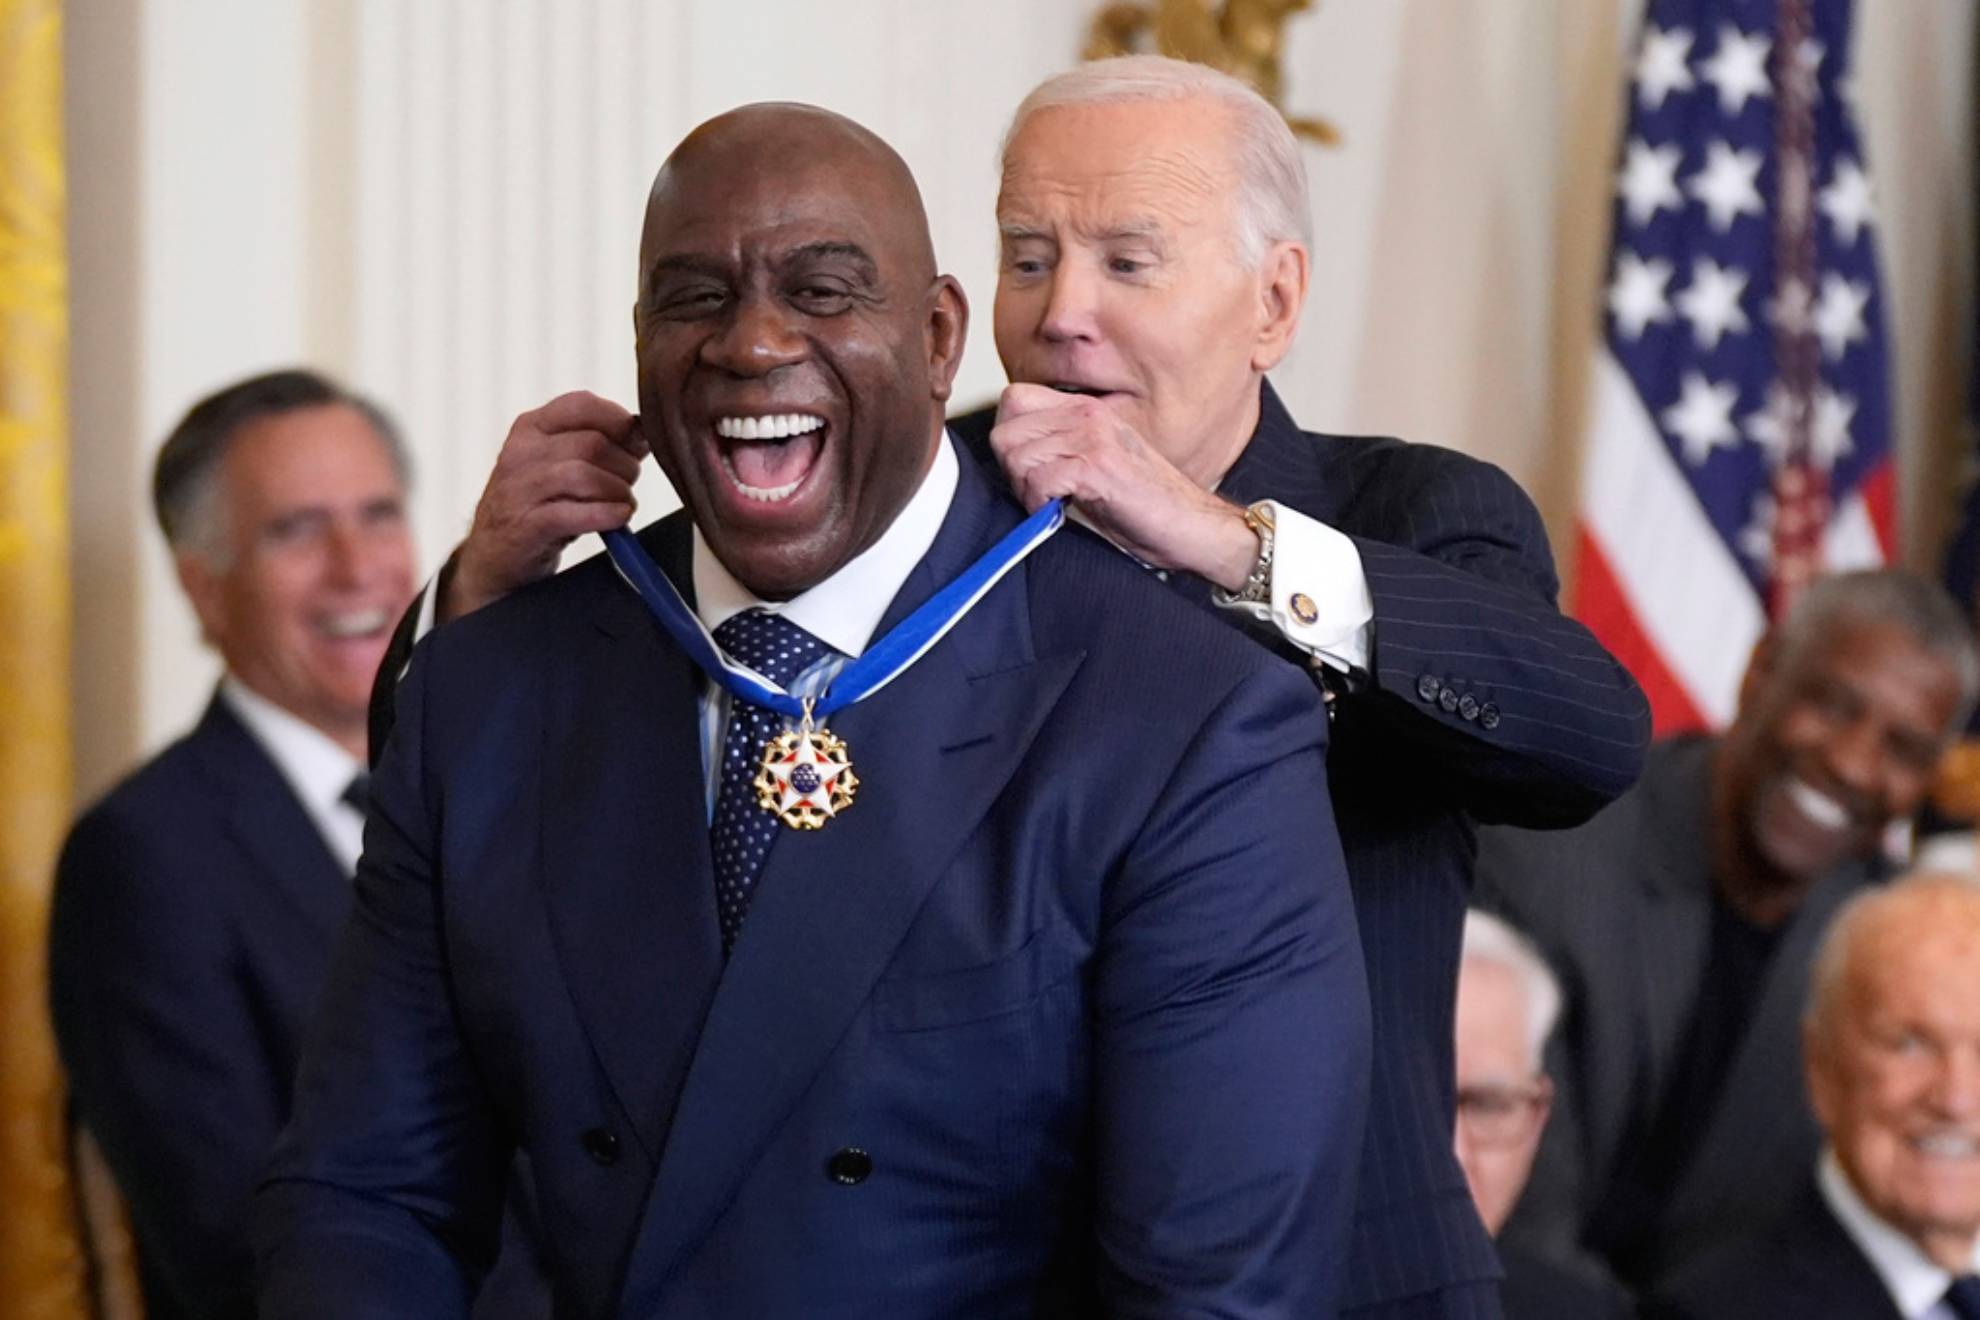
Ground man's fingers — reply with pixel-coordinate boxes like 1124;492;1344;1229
528;389;636;438
510;456;637;509
996;381;1090;424
522;498;637;542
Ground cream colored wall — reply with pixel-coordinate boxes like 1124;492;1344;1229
66;0;1978;802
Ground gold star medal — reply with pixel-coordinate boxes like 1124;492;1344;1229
754;698;859;829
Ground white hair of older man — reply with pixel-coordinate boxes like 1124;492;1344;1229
1462;908;1564;1070
1000;54;1312;267
1806;870;1980;1041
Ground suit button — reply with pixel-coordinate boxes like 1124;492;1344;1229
1438;687;1459;713
581;1127;620;1166
1416;674;1441;702
1480;702;1501;730
1458;694;1480;721
825;1148;872;1186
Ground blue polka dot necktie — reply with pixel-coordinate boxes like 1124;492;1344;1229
709;609;831;953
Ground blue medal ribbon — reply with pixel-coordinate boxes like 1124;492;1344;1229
601;498;1064;720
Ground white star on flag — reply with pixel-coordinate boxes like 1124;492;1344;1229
1819;157;1875;246
1617;139;1686;227
1674;257;1751;349
1662;371;1742;465
1635;26;1696;109
1813;273;1870;360
1686;140;1766;231
1608;251;1676;340
1699;25;1772;114
1812;386;1857;467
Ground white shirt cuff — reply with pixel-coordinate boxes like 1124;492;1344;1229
1214;501;1372;673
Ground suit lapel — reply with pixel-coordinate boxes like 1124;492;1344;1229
194;694;349;938
1215;381;1342;521
538;515;726;1160
1629;740;1717;1115
618;448;1085;1305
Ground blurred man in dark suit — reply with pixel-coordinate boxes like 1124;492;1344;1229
1455;910;1634;1320
1652;872;1980;1320
50;370;549;1319
48;370;420;1318
1479;570;1979;1297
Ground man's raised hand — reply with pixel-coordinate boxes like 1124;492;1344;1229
988;383;1257;592
442;391;647;622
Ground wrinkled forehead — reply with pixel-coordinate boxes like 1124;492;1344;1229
997;102;1238;238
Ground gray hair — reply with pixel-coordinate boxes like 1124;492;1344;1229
1806;870;1980;1044
1461;908;1563;1070
153;368;410;567
1000;55;1312;267
1770;569;1980;729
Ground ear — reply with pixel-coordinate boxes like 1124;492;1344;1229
1250;240;1309;373
175;551;227;649
925;274;970;405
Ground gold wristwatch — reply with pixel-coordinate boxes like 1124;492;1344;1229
1214;501;1276;606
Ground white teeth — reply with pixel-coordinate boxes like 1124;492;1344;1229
715;413;825;440
321;609;388;639
1785;777;1850;830
1914;1132;1980;1159
719;453;804;503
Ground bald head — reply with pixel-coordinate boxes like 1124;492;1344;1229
642;102;936;286
630;101;967;599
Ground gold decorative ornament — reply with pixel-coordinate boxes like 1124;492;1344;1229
754;707;859;830
1084;0;1339;146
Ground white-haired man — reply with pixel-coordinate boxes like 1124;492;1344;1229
1651;873;1980;1320
374;57;1653;1318
1456;911;1633;1319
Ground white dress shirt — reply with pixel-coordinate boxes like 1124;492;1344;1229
1210;501;1373;674
689;434;958;814
1820;1147;1980;1320
220;676;368;875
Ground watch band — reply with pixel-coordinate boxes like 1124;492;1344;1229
1214;500;1276;606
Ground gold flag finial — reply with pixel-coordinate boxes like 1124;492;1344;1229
1084;0;1339;146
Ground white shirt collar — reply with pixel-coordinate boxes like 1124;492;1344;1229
219;675;366;873
1820;1147;1980;1318
691;430;959;657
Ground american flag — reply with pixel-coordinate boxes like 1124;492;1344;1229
1572;0;1893;733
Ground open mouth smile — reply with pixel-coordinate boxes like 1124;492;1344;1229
714;413;826;504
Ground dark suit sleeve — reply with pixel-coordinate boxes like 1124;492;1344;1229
1092;662;1371;1317
257;648;504;1318
49;813;283;1319
1339;448;1650;827
367;561;449;767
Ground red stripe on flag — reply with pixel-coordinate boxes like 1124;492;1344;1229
1572;525;1712;737
1859;459;1896;561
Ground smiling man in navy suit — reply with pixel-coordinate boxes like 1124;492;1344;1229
256;103;1371;1317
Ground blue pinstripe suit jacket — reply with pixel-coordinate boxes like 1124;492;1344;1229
958;380;1652;1309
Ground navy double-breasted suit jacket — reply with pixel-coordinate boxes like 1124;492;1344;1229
258;442;1373;1317
958;382;1652;1310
